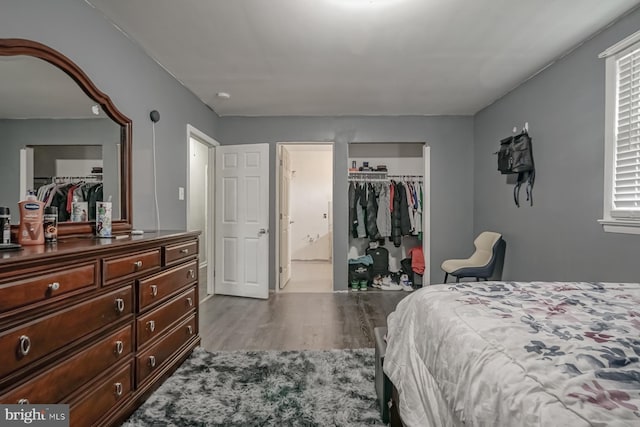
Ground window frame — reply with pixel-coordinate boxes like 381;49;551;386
600;31;640;234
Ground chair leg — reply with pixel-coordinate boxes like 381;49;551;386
456;277;460;283
476;277;480;282
444;273;448;283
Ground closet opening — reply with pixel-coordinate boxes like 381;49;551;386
276;143;334;293
348;142;430;292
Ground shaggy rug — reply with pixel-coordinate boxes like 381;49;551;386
121;347;385;426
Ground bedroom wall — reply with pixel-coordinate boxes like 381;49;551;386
217;116;475;290
0;0;220;231
473;7;640;282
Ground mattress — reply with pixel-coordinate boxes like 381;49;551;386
384;281;640;427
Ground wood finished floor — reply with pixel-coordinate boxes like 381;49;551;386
199;291;409;352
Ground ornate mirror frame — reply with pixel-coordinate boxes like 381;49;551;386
0;38;132;236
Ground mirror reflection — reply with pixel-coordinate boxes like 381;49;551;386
0;55;121;223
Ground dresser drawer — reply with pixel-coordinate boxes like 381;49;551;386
163;240;198;266
0;262;97;315
0;285;133;378
138;261;198;311
136;314;196;385
0;324;132;404
70;361;133;427
137;287;196;349
103;249;161;285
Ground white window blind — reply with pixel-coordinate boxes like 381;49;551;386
612;46;640;216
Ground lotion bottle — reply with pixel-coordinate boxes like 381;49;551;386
18;191;44;245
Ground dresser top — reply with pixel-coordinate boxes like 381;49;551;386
0;230;200;266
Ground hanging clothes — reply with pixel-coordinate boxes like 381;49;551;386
349;182;357;238
36;180;103;222
355;184;367;238
365;183;379;239
398;183;411;236
391;181;402;247
348;177;423;243
375;183;391;238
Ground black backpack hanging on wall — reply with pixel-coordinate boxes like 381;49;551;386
496;130;535;207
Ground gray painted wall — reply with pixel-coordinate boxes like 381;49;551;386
0;118;119;219
217;116;475;290
1;0;220;231
473;8;640;282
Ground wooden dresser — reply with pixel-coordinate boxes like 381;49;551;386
0;231;201;426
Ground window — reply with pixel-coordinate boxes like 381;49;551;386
601;31;640;234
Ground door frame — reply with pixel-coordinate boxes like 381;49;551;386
423;144;431;285
186;124;218;298
274;142;335;292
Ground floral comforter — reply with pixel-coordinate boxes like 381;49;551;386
384;282;640;427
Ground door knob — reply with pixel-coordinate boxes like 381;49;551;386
258;228;268;235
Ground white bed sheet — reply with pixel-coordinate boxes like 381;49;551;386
384;282;640;427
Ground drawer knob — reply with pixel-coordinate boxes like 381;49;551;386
180;248;189;254
48;282;60;291
187;325;193;335
114;298;125;313
147;320;156;332
134;260;143;269
148;355;156;368
186;297;193;307
114;382;123;397
17;399;29;405
188;269;195;279
150;285;158;297
18;335;31;357
115;340;124;355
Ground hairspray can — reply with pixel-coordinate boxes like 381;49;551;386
44;206;58;243
0;207;10;244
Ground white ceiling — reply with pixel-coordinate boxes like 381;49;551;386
87;0;640;116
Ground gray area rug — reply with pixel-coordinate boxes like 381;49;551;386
121;347;385;426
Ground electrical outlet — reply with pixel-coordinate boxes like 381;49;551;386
178;187;185;200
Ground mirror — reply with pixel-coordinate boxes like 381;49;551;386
0;39;132;236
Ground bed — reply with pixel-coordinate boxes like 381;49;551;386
383;281;640;426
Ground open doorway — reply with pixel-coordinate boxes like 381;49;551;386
277;143;334;293
186;125;218;303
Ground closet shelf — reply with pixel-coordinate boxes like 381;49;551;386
348;171;388;182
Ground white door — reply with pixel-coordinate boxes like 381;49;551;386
279;146;292;288
215;143;269;299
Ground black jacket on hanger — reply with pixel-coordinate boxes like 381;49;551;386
391;182;402;247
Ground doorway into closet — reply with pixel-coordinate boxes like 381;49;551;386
276;143;334;293
348;142;431;289
186;125;218;302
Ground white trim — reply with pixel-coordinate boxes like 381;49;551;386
598;219;640;234
602;53;616;222
186;124;219;298
601;36;640;234
599;29;640;58
423;144;431;285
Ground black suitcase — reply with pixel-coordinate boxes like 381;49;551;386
366;246;389;277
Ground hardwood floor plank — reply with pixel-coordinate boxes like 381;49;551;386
199;291;409;351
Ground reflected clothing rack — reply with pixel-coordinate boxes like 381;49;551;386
35;177;103;222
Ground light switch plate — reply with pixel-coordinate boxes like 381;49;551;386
178;187;185;200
